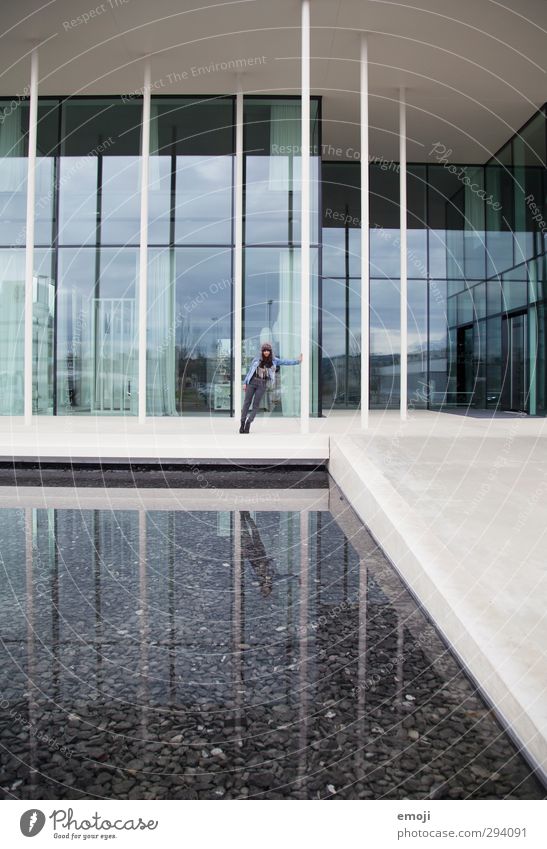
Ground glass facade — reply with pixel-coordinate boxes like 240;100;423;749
320;104;546;414
0;93;545;416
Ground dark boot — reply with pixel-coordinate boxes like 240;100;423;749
239;420;245;433
243;418;251;433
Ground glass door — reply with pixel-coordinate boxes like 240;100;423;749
456;324;474;405
501;311;528;412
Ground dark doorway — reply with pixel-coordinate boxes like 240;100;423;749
456;324;474;405
501;312;528;412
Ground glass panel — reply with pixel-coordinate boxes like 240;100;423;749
147;247;232;415
407;165;427;277
473;282;486;320
429;280;448;406
322;227;346;277
370;164;399;278
61;98;142;155
370;228;400;278
321;277;361;410
528;255;546;304
473;319;486;407
427;165;464;278
502;267;527;312
533;301;546;416
148;155;171;245
0;249;25;414
243;247;302;416
486;277;502;315
512;112;544;265
370;278;400;408
408;279;428;407
175;156;232;244
56;248;138;415
58;156;98;245
322;163;361;277
486;316;502;408
244;99;320;245
485;165;514;277
457;287;473;324
150;97;234;156
35;100;60;247
59;99;142;246
464;166;485;279
0;100;29;247
447;293;457;327
101;156;141;244
33;250;54;414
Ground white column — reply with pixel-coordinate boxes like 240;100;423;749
234;87;244;419
360;36;370;429
300;0;311;433
399;87;408;420
24;49;38;425
138;60;151;423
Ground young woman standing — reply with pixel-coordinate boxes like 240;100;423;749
239;342;303;433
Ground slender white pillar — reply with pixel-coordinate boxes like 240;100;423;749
138;60;151;423
234;87;244;420
360;36;370;429
399;88;408;420
300;0;311;433
24;49;38;425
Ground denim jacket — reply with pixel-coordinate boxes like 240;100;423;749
244;355;300;387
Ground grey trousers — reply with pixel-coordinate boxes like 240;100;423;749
241;377;268;423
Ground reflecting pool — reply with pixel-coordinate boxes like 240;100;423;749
0;480;544;800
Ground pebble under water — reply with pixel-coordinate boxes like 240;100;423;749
0;480;544;800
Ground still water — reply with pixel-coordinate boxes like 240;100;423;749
0;480;544;800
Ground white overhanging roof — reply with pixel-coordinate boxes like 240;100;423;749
0;0;545;162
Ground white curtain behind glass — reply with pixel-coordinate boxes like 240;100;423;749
0;251;24;414
273;250;300;416
0;109;27;196
268;103;300;190
147;250;176;415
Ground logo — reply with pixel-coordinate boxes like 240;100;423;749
20;810;46;837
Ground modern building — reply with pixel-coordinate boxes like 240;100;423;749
0;0;545;425
1;0;547;792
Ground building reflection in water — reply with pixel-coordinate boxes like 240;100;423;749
0;483;544;800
